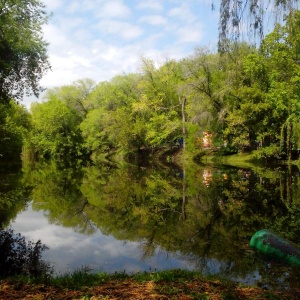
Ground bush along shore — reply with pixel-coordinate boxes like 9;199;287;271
1;269;300;300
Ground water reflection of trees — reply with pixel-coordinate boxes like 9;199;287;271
0;164;31;228
23;161;97;235
18;160;300;287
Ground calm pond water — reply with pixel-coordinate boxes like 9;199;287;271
2;159;300;290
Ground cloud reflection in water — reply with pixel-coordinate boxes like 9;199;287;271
10;203;190;274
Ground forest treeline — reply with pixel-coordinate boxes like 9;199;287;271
3;10;300;163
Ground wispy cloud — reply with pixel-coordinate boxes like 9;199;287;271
176;23;204;43
138;15;167;26
137;1;164;12
65;1;82;14
95;0;131;19
97;20;143;40
43;0;63;11
25;0;219;105
168;3;197;22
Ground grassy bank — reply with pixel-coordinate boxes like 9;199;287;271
1;269;299;299
176;148;300;170
175;149;259;170
203;152;260;169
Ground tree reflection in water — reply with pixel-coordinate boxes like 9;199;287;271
3;159;300;290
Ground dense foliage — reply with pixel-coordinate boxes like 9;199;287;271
19;11;299;162
0;101;31;160
2;8;300;163
0;0;49;160
0;0;50;103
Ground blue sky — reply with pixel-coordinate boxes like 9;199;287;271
25;0;219;106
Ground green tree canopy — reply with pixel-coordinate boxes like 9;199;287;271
0;101;31;159
222;11;300;156
28;97;84;158
0;0;50;103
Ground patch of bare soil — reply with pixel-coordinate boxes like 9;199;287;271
1;278;300;300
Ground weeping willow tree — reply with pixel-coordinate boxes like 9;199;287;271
216;0;300;51
281;116;300;160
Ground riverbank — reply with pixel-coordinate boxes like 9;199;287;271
1;269;299;300
175;148;300;170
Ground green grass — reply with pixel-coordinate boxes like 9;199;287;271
52;269;207;288
132;269;202;283
5;268;205;289
202;152;258;167
2;268;297;300
49;268;130;289
175;147;261;169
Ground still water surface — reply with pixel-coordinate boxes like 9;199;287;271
2;160;300;290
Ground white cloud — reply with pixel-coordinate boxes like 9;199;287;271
137;1;164;12
168;3;197;22
43;23;72;52
96;0;131;19
9;204;148;274
21;0;219;105
58;16;86;31
73;28;93;41
40;38;143;88
43;0;64;11
80;0;106;12
97;46;119;61
40;52;96;87
138;15;167;26
65;1;81;14
97;20;143;40
176;23;204;43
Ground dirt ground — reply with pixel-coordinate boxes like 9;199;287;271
1;278;300;300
